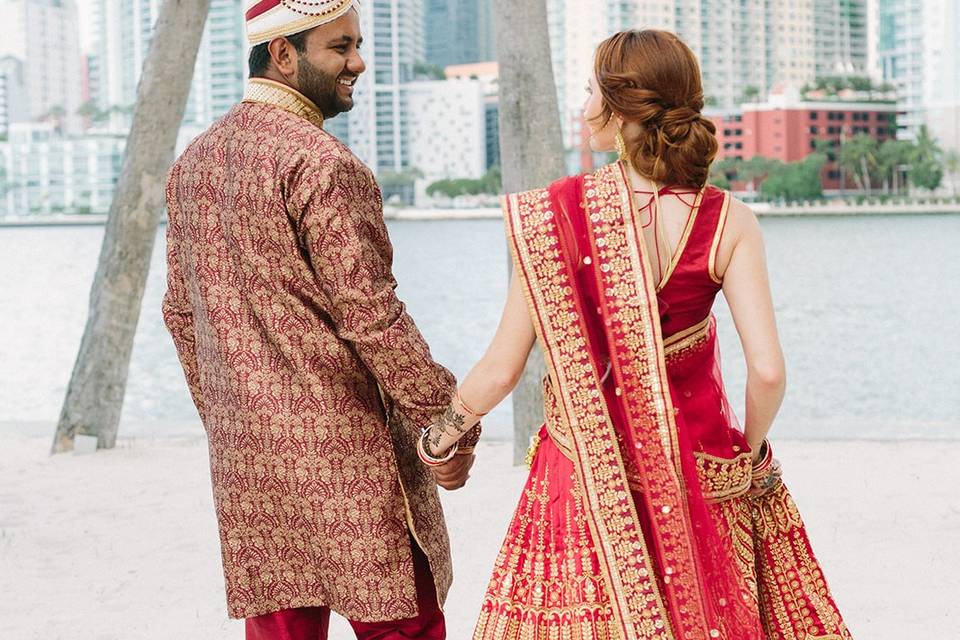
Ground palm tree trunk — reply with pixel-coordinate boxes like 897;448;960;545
860;156;872;195
52;0;212;453
493;0;566;464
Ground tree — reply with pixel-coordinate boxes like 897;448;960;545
909;125;943;191
425;167;502;198
759;153;825;202
944;149;960;196
839;133;878;193
739;155;773;191
494;0;566;463
52;0;213;453
413;62;446;80
876;139;912;194
741;85;760;103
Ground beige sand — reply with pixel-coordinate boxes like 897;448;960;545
1;432;957;639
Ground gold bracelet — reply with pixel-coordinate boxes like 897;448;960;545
456;389;488;417
417;428;458;466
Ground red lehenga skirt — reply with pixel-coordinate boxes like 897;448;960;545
487;163;852;640
473;428;851;640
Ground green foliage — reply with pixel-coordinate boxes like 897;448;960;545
413;62;446;80
909;125;943;191
741;86;760;103
378;168;424;188
838;133;878;191
426;167;502;198
759;154;825;201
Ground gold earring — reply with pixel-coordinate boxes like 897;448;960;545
615;129;627;160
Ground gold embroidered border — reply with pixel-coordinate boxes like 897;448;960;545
693;451;752;503
585;162;713;638
663;316;714;363
505;188;673;640
708;191;731;284
243;79;325;129
247;0;357;46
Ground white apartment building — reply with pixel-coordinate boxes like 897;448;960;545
546;0;870;169
0;0;83;133
0;56;30;137
91;0;246;130
327;0;427;177
0;123;125;217
878;0;960;151
404;77;486;188
815;0;869;77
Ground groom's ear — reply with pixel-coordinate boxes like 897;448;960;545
267;37;299;80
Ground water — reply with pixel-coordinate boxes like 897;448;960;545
1;214;958;441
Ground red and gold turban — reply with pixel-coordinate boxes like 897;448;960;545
245;0;360;46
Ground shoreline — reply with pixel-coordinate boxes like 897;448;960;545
1;202;959;227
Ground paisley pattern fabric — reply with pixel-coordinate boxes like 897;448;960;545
163;100;458;621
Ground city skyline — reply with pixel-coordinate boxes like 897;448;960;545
3;0;959;218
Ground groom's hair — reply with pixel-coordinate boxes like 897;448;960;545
248;30;310;77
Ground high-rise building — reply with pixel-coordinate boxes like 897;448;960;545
91;0;246;130
334;0;425;178
446;61;499;170
548;0;872;170
405;77;486;184
878;0;960;151
0;56;29;137
815;0;869;77
424;0;495;67
0;0;84;133
0;122;126;217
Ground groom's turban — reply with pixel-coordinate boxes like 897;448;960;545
245;0;360;47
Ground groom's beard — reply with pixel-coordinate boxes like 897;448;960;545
297;57;355;119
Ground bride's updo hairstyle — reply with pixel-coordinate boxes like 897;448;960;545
594;29;718;187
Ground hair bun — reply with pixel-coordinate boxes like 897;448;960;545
594;29;719;186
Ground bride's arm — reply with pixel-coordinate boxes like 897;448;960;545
423;269;537;458
717;200;786;458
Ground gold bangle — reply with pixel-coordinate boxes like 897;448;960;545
456;389;488;417
417;428;458;466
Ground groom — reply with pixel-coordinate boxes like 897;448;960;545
162;1;476;638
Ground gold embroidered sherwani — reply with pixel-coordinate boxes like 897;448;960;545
162;80;458;621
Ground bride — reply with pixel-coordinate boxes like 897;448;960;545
419;29;851;640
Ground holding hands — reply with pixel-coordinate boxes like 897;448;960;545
418;391;486;490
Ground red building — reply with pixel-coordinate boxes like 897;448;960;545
710;97;899;191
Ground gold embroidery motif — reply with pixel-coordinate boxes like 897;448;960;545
694;451;752;503
663;316;713;362
243;78;325;129
473;462;622;640
504;184;675;639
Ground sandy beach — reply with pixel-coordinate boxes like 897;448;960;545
1;431;957;639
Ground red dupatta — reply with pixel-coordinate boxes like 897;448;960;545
504;162;764;640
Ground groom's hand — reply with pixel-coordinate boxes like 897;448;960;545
431;452;475;491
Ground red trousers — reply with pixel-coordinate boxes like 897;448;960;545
245;541;445;640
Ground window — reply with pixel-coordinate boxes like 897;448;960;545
810;111;819;120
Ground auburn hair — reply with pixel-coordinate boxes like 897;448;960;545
593;29;718;187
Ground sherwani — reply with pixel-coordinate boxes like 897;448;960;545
162;79;462;622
